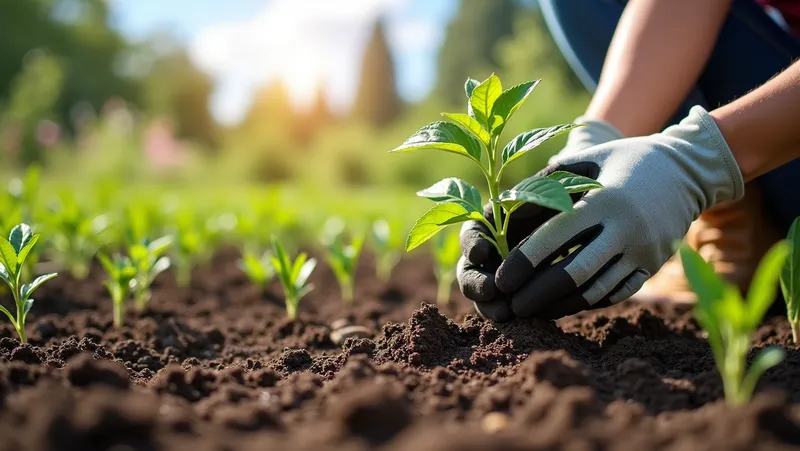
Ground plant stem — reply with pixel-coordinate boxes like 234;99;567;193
13;282;26;344
341;279;354;303
286;296;298;320
113;300;124;329
436;274;454;304
486;137;509;258
792;321;800;344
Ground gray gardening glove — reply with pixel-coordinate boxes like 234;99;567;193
493;106;744;319
458;117;623;321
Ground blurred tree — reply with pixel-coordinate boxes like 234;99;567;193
0;0;136;135
352;19;400;127
0;49;65;165
143;51;219;150
435;0;517;106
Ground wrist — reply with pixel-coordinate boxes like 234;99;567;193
709;106;758;181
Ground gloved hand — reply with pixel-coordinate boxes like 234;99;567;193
458;116;624;321
488;106;743;320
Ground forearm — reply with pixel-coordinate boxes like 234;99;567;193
711;61;800;181
586;0;732;137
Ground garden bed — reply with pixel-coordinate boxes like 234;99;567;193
2;248;800;450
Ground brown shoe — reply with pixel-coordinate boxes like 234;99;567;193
634;182;781;304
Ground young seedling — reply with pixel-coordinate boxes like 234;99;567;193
0;224;57;343
46;192;110;279
97;253;137;328
391;74;602;257
432;229;461;304
170;210;213;288
780;216;800;343
321;219;364;303
239;250;275;290
371;219;404;282
270;237;316;320
680;241;788;406
128;236;172;312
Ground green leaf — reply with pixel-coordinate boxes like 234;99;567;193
497;176;573;213
151;256;171;277
441;112;490;145
679;245;727;338
416;178;482;212
501;124;583;170
490;80;540;134
20;273;57;300
406;203;470;252
296;258;317;289
8;223;33;254
746;241;788;328
0;264;11;285
0;238;17;273
0;304;15;325
549;171;604;194
464;77;480;118
97;253;116;277
469;74;502;128
465;77;479;99
390;122;482;164
437;210;485;226
781;217;800;323
147;236;173;256
741;346;785;402
291;252;309;285
16;234;39;266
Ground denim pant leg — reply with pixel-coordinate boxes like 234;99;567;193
540;0;800;231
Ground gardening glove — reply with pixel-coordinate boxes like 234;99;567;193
493;105;744;319
458;116;623;322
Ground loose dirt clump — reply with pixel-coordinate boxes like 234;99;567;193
1;250;800;450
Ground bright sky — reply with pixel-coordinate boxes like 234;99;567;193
111;0;458;125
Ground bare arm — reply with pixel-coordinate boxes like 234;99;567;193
711;61;800;181
586;0;732;137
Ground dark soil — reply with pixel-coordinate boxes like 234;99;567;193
2;248;800;450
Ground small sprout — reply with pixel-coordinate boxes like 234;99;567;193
46;192;110;279
128;236;172;312
0;224;57;343
781;217;800;343
680;241;789;406
170;210;212;288
391;74;602;258
239;250;275;289
371;219;404;282
432;229;461;304
98;253;137;328
321;219;364;303
270;237;316;320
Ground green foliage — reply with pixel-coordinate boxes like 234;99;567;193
680;242;788;406
97;253;137;329
391;74;601;257
780;217;800;343
45;192;110;279
321;218;364;303
370;219;405;282
128;236;172;312
0;223;57;343
270;237;316;320
168;208;213;288
432;229;461;304
239;251;275;289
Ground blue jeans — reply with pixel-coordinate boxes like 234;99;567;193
540;0;800;232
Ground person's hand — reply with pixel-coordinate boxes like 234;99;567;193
492;106;744;319
457;117;623;321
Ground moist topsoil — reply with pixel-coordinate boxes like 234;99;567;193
2;247;800;450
